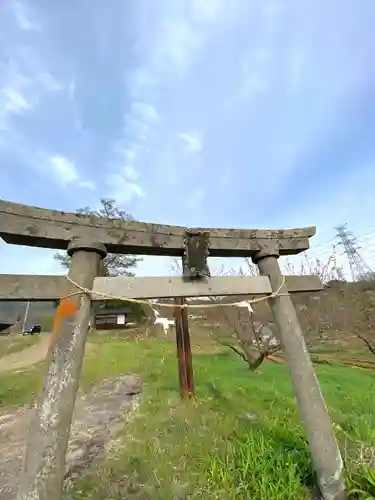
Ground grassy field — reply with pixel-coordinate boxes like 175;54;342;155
1;333;374;499
0;334;39;358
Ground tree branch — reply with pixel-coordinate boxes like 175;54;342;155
356;334;375;356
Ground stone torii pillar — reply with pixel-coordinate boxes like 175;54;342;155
253;244;346;500
17;239;107;500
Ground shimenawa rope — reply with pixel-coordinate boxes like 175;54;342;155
63;274;288;309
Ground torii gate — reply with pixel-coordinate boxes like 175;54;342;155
0;200;346;500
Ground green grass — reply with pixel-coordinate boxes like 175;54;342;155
1;335;374;499
0;364;43;407
72;337;375;499
0;334;39;358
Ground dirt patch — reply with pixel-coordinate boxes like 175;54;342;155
191;343;222;355
266;354;285;364
0;335;96;374
333;358;375;370
0;336;39;358
0;374;142;499
265;352;375;370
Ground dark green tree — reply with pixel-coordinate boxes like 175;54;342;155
54;198;142;277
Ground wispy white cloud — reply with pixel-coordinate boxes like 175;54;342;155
1;85;33;116
232;71;269;105
0;71;34;130
179;131;203;153
123;165;140;181
108;100;159;197
226;2;284;109
50;155;96;190
152;19;202;76
107;173;146;204
68;75;76;100
51;155;78;184
130;101;159;123
122;101;158;142
136;0;227;84
107;0;227;198
38;72;62;92
190;0;223;23
11;1;41;32
0;6;62;133
78;180;96;190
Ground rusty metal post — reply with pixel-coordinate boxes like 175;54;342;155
17;239;107;500
181;300;195;397
253;245;346;500
174;297;195;399
174;301;188;399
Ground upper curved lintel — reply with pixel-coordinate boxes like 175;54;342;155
0;199;316;257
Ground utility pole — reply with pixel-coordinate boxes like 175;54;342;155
22;300;30;333
335;224;374;281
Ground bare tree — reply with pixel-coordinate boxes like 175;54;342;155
210;301;282;370
285;247;375;358
282;246;345;284
348;279;375;356
171;256;280;370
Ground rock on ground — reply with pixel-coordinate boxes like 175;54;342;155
0;374;142;500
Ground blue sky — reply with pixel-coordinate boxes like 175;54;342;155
1;0;375;277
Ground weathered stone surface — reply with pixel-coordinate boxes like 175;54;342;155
0;274;323;302
0;199;315;257
0;375;142;500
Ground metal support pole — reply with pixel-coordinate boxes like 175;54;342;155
253;246;346;500
17;239;107;500
174;297;195;399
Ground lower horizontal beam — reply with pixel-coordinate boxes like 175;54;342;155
0;274;322;301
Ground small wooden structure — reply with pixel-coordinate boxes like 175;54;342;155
94;306;132;330
0;199;346;500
